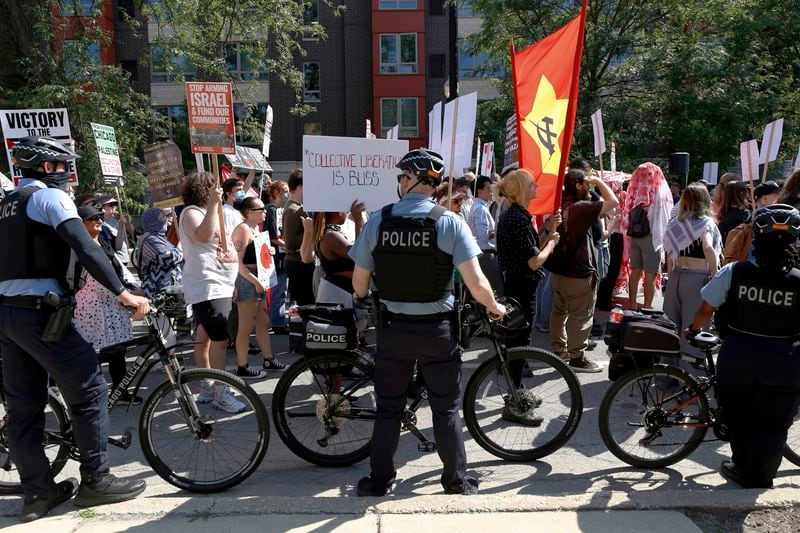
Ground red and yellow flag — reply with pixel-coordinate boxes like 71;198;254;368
511;0;588;215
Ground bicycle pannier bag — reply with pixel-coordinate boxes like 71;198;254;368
298;304;357;352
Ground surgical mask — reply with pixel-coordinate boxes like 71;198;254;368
233;191;246;202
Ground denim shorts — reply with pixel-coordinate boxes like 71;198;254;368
235;268;266;303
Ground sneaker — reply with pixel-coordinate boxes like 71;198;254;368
236;364;266;380
20;478;78;522
212;386;248;413
262;358;288;370
719;460;773;489
514;388;543;408
196;379;215;404
501;404;544;427
356;475;394;497
75;472;146;507
444;476;479;495
569;356;602;373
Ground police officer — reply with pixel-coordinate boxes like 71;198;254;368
349;148;506;496
687;204;800;488
0;137;149;522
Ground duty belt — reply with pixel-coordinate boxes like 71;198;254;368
387;310;454;322
0;295;47;309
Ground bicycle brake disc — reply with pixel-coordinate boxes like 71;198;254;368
316;394;351;427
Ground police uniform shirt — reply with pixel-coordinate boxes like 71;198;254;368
349;192;481;315
0;179;79;297
701;259;798;310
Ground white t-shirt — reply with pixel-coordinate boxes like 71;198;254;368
178;205;238;304
222;203;242;244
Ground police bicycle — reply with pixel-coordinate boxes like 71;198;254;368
598;330;800;469
0;289;269;494
271;297;583;466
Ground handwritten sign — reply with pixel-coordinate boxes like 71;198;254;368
302;135;409;212
591;109;606;156
90;122;123;186
740;140;760;182
253;230;276;288
480;142;495;176
502;114;519;173
144;140;185;208
0;108;78;186
185;82;236;155
702;162;719;185
365;119;376;139
428;102;442;153
385;124;399;140
758;118;784;165
440;92;478;178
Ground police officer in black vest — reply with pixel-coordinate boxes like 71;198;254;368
0;137;149;521
349;148;506;496
687;204;800;488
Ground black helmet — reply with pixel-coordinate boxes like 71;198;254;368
12;136;79;170
396;148;445;185
752;204;800;239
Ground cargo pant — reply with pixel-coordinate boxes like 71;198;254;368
549;274;596;360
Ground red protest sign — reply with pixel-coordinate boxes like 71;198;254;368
185;82;236;155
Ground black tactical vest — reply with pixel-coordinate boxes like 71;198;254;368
373;204;454;303
724;261;800;338
0;186;70;284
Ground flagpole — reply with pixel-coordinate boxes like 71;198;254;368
509;40;525;174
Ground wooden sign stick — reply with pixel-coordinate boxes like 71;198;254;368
211;153;228;253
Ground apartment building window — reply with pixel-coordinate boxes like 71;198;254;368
154;105;187;139
429;54;446;79
303;62;321;102
63;40;100;79
380;34;417;74
225;44;267;81
458;49;504;79
303;0;319;24
379;0;416;8
61;0;97;16
380;98;418;138
151;45;196;82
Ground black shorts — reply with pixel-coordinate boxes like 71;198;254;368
192;298;232;341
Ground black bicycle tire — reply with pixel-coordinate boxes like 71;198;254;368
599;364;709;468
783;413;800;467
272;352;375;467
463;347;584;462
139;368;269;493
0;392;71;494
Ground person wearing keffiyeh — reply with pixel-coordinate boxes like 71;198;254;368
663;183;721;360
139;207;183;298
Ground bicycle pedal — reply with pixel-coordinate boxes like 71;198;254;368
417;442;436;453
109;430;133;449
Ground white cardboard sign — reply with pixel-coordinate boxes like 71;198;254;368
253;230;277;288
759;118;784;164
90;122;123;183
365;119;376;139
480;142;495;176
385;124;399;140
0;108;78;186
795;145;800;171
702;162;719;185
610;141;617;173
262;104;273;157
591;109;606;156
440;92;478;177
428;101;443;153
740;140;760;182
302;135;409;212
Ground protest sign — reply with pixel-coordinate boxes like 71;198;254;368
90;122;123;186
144;140;185;208
302;135;409;212
195;153;205;173
0;108;78;186
502;114;519;173
591;109;606;157
429;102;443;153
795;145;800;170
365;119;376;139
610;141;617;173
262;104;273;157
475;137;481;177
480;142;495;176
783;159;794;178
224;146;273;173
253;230;276;288
385;124;399;140
740;140;760;182
758;118;783;165
703;162;719;185
185;82;236;155
440;92;478;178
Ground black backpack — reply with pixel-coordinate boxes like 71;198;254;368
626;204;650;238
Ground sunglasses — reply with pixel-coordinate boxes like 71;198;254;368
397;174;408;183
248;207;266;212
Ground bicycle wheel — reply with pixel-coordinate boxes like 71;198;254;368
783;410;800;467
599;364;709;468
272;352;376;467
0;392;71;494
463;347;583;462
140;368;269;493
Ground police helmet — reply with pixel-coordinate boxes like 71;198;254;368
396;148;445;186
11;136;78;170
752;204;800;239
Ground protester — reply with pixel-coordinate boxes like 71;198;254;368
0;137;147;521
722;181;783;266
753;180;782;209
662;183;722;360
221;178;245;240
283;169;315;306
231;197;285;378
711;172;740;217
468;175;504;296
687;204;800;489
439;190;467;216
622;162;673;311
97;194;133;266
177;171;246;413
349;148;505;497
716;180;750;243
265;180;289;333
669;181;682;204
777;169;800;209
138;207;183;298
547;169;619;373
454;173;475;219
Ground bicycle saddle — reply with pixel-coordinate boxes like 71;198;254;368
688;331;720;350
